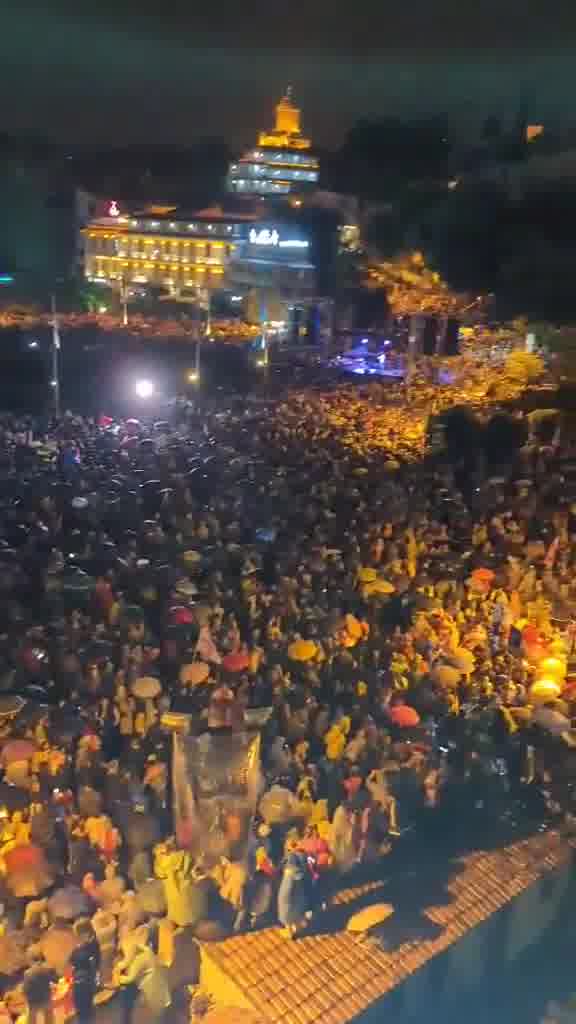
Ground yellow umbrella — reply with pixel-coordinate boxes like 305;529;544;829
345;614;363;640
357;567;377;583
432;665;461;688
182;549;201;568
449;648;476;674
131;676;162;699
539;657;566;681
179;662;210;686
530;678;562;704
363;578;395;598
288;639;318;663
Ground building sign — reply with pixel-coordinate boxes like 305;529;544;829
250;228;279;246
249;228;309;248
108;200;120;218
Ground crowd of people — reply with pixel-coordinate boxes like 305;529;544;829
0;380;573;1021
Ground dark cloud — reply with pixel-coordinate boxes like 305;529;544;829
0;1;574;147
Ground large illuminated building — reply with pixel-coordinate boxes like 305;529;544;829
82;200;255;295
227;89;320;198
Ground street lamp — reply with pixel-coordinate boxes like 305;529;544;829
50;294;61;419
134;378;154;399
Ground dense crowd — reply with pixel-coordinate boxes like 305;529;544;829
0;384;573;1021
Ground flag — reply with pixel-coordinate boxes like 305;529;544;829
172;733;197;849
544;536;560;569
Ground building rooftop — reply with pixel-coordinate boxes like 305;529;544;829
200;831;572;1024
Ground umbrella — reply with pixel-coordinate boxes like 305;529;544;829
448;648;476;674
222;651;250;673
48;886;92;922
204;1011;266;1024
40;926;78;973
169;605;195;626
131;676;162;700
539;657;566;681
174;579;197;598
0;933;28;976
287;640;318;663
432;665;461;688
180;662;210;686
357;567;377;584
345;614;363;640
0;695;25;717
533;706;571;735
363;578;395;597
259;785;298;825
182;549;201;566
389;704;420;728
2;739;36;764
4;844;53;897
530;679;562;704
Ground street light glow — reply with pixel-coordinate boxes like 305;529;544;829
28;340;39;349
188;371;199;383
135;378;154;399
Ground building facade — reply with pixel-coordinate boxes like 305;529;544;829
229;223;316;326
81;199;319;323
82;200;253;295
227;89;320;198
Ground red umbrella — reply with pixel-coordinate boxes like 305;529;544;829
4;844;45;873
522;624;541;645
473;567;494;582
389;705;420;728
222;652;250;673
168;605;195;626
2;739;37;764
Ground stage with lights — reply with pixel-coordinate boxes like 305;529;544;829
331;340;405;379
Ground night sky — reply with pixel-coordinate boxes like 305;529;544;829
1;0;576;148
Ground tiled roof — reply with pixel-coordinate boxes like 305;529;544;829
201;832;571;1024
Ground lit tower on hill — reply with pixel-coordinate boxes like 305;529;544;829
227;89;320;198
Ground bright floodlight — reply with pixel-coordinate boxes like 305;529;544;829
135;378;154;399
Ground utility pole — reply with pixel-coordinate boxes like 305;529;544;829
50;294;61;419
120;276;128;327
204;287;211;339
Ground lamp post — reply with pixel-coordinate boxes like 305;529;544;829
120;276;129;327
204;286;212;339
50;294;61;419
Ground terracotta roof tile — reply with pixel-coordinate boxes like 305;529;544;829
201;832;572;1024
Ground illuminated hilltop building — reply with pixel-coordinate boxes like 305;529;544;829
227;89;320;197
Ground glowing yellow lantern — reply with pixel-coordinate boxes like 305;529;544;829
529;679;562;704
538;657;566;681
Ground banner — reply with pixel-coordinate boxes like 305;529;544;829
172;730;262;862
